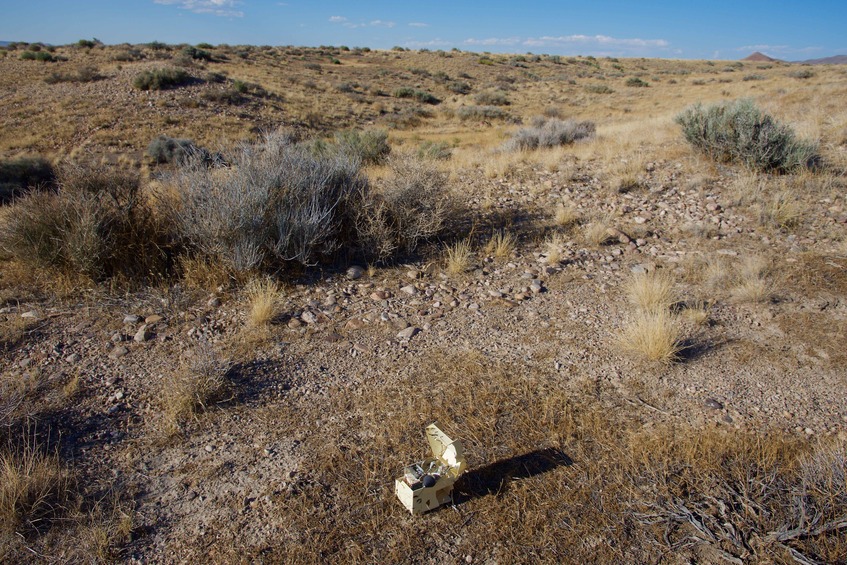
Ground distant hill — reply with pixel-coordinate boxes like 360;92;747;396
742;51;779;62
0;41;11;47
796;54;847;65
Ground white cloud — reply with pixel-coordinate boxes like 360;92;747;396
408;22;429;28
463;33;670;56
736;44;822;55
464;37;522;47
329;16;396;29
154;0;243;17
404;38;453;48
523;35;669;48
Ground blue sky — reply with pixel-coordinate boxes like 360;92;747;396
2;1;845;60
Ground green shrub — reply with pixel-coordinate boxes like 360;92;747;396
0;157;56;204
625;77;649;87
77;39;97;49
20;51;55;62
675;99;819;172
333;130;391;165
196;42;214;50
167;132;454;270
788;68;815;79
0;164;170;280
133;68;190;90
474;90;510;106
448;81;471;94
585;84;614;94
742;74;766;81
146;41;170;51
181;45;212;61
147;135;202;164
417;141;452;161
393;88;439;104
202;88;244;105
504;117;596;151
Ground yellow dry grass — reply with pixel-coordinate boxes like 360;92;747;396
483;230;516;258
626;269;677;313
244;276;282;326
618;310;683;364
444;238;472;275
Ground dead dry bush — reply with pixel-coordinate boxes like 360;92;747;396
0;163;171;282
356;153;459;262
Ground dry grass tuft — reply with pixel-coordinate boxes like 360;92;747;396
483;230;516;258
162;345;231;433
244;277;282;326
444;239;472;275
583;215;614;246
759;189;804;229
543;233;567;264
554;203;580;229
681;300;711;326
732;255;773;303
626;270;676;313
0;441;68;535
618;310;683;363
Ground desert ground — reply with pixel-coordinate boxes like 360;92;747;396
1;41;846;563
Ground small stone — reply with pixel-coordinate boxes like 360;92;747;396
634;216;647;224
20;310;38;319
301;311;317;324
345;318;365;330
287;318;303;329
370;291;389;301
114;390;125;401
346;266;365;280
109;346;129;359
705;398;724;410
392;319;410;331
400;285;417;296
324;332;343;343
205;445;215;453
397;326;420;340
530;280;543;294
65;353;81;363
488;290;504;298
145;315;163;324
406;269;420;280
134;324;152;343
123;314;141;324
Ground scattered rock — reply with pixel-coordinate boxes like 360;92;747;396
123;314;141;324
705;398;724;410
301;312;317;324
21;310;38;319
397;326;420;340
145;315;164;324
345;318;365;330
134;324;152;342
400;285;417;296
109;346;129;359
346;266;365;280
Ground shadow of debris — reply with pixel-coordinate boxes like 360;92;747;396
453;447;573;503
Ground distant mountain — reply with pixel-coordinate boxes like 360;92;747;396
742;51;779;62
796;55;847;65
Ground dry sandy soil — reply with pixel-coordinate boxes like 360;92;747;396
1;42;846;563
